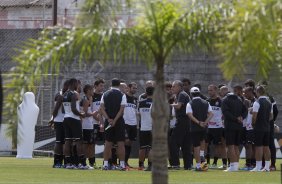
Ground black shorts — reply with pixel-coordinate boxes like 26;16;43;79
246;130;255;145
94;124;104;142
54;122;65;144
191;131;206;147
222;129;225;139
207;128;223;145
63;117;83;140
83;129;95;144
125;124;137;141
254;131;270;146
240;127;247;145
139;131;152;149
104;119;125;142
225;129;241;146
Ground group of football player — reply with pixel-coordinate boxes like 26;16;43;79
50;77;278;172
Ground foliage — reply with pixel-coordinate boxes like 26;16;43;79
217;0;282;80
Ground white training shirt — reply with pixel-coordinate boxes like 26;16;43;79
54;91;64;122
208;97;223;128
139;99;153;131
92;93;103;125
246;107;253;130
81;98;94;130
170;107;176;128
63;91;81;120
123;95;138;126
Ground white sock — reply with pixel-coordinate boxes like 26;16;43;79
200;151;204;157
196;163;201;169
103;160;108;167
234;162;239;170
120;161;125;168
265;161;270;170
256;161;262;170
230;162;234;169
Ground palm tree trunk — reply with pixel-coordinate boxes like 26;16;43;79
151;58;169;184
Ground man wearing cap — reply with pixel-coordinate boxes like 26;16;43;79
170;80;192;170
186;87;213;171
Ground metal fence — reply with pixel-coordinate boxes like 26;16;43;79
0;0;82;125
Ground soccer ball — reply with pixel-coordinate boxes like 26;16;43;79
200;162;209;171
274;124;280;133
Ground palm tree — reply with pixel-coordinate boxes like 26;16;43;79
5;0;282;183
217;0;282;79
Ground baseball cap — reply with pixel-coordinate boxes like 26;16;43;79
190;87;200;93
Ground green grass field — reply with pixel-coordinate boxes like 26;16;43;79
0;157;280;184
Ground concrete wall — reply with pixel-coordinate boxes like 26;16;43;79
0;7;52;29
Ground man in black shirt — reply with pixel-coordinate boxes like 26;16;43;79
233;85;251;169
222;90;247;172
258;80;279;171
170;80;192;170
186;87;213;171
251;86;273;172
100;78;127;171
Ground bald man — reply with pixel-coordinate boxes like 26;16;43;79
138;80;154;101
170;80;192;170
219;86;229;98
120;83;128;94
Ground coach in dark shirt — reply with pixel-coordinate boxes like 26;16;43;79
170;80;192;170
100;78;127;171
222;91;247;172
251;85;273;172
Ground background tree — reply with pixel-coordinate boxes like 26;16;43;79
217;0;282;80
4;0;282;183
